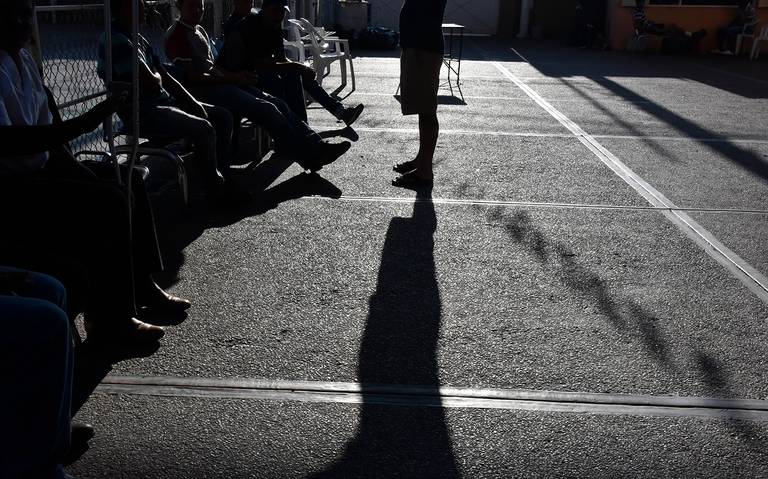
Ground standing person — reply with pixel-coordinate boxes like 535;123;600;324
164;0;350;171
713;0;757;54
217;0;364;127
391;0;446;188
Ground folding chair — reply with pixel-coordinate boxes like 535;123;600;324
735;21;760;56
750;25;768;60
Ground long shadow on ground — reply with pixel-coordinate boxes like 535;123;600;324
312;189;461;479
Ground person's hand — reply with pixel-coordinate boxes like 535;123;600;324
190;101;208;120
235;72;259;86
298;64;316;81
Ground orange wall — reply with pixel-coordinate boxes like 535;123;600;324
608;1;768;52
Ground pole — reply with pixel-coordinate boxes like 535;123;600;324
517;0;532;39
104;0;120;183
213;0;224;39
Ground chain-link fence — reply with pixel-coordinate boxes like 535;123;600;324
32;0;235;152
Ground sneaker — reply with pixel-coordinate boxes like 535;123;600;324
339;104;364;126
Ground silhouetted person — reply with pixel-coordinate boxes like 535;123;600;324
392;0;446;188
217;0;364;127
0;0;187;355
713;0;757;54
633;0;706;44
164;0;351;172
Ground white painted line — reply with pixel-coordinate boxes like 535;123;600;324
349;91;661;106
510;47;530;64
311;125;768;145
97;375;768;421
306;195;768;216
491;59;768;304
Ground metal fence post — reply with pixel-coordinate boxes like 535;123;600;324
214;0;224;38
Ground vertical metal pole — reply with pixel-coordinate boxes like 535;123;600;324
518;0;532;39
214;0;224;38
31;5;44;70
127;0;141;312
104;0;120;183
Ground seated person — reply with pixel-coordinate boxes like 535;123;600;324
572;0;607;50
633;0;706;40
714;0;757;54
218;0;364;126
0;0;190;355
164;0;350;170
98;0;248;205
1;268;74;479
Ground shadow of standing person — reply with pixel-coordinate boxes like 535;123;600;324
312;188;461;478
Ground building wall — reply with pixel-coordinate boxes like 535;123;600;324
607;1;768;52
369;0;501;35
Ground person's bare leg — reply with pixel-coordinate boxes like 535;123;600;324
414;111;439;180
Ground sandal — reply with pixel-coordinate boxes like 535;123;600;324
393;160;416;174
391;172;434;189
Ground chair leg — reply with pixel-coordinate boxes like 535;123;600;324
339;57;348;89
736;35;743;55
349;54;356;92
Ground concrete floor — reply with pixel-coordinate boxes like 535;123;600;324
68;39;768;478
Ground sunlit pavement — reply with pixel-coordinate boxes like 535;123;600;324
70;39;768;478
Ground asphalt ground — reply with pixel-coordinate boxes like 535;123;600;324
68;39;768;477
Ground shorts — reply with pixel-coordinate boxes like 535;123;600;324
400;48;443;116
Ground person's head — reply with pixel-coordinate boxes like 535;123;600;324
738;0;753;9
260;0;289;29
0;0;34;52
635;0;646;8
177;0;204;25
111;0;146;25
233;0;254;15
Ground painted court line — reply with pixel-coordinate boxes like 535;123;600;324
311;125;768;145
305;195;768;216
98;375;768;422
490;59;768;304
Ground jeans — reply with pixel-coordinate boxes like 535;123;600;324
137;101;232;184
0;163;157;322
718;24;752;51
0;269;73;478
259;72;342;123
190;83;321;153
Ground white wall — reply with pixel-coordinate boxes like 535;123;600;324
370;0;500;35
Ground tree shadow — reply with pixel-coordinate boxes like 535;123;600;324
312;189;461;479
487;207;671;366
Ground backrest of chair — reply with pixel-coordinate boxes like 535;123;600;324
296;18;325;52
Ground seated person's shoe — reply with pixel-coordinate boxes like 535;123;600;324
138;280;191;314
339;104;364;126
85;317;165;344
63;423;95;466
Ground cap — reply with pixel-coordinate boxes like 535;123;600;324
261;0;290;12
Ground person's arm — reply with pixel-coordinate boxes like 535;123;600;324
154;60;208;119
0;97;117;157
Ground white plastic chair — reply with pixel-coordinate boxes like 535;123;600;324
735;21;759;55
750;25;768;60
284;21;307;63
296;18;355;91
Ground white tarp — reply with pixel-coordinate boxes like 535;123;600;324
370;0;500;35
